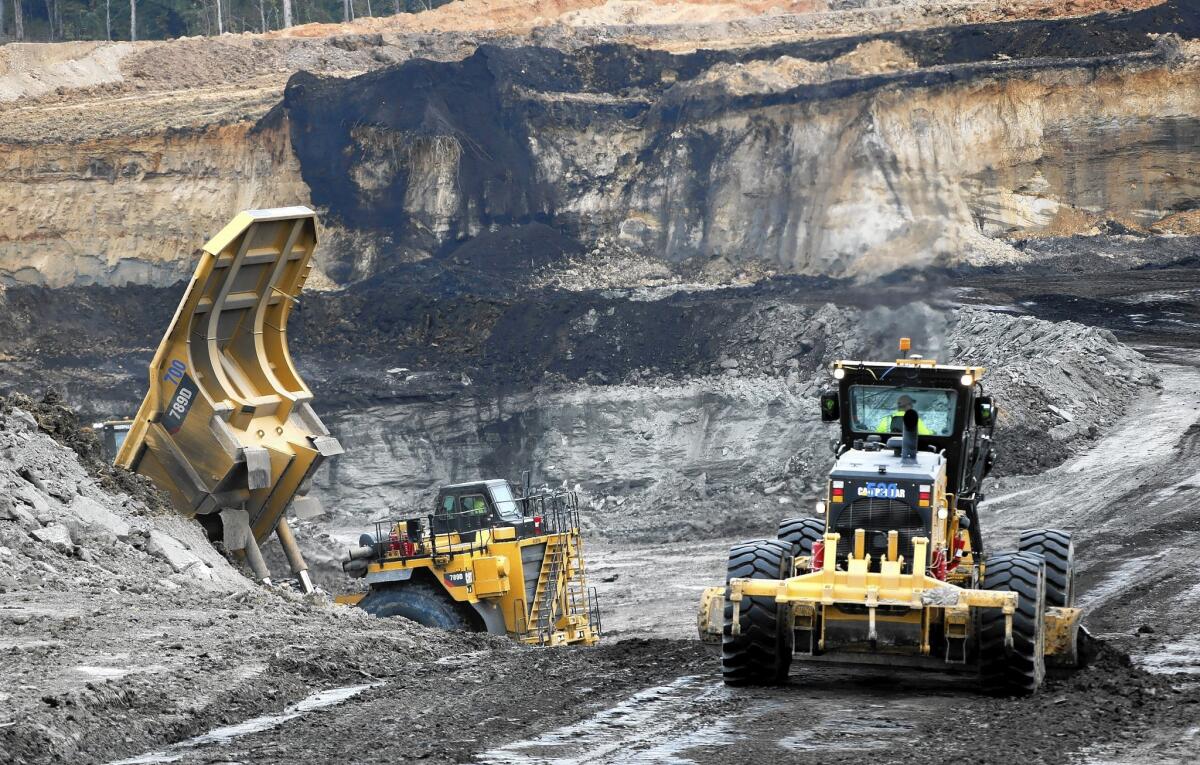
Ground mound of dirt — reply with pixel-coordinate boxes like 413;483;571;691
0;390;499;764
944;307;1159;474
0;393;247;596
1;390;171;513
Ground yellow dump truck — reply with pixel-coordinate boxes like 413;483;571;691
341;479;601;645
105;207;603;646
110;207;342;592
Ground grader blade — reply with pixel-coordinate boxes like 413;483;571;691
116;207;342;591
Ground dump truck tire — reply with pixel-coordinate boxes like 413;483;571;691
722;540;793;686
1018;529;1075;608
980;551;1046;695
777;517;825;557
359;583;481;632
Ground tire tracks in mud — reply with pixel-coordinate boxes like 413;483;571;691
1176;423;1200;462
983;350;1200;622
133;638;712;765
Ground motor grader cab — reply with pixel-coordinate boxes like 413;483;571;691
341;480;602;646
113;207;342;593
699;340;1083;695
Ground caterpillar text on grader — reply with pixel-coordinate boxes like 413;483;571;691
100;207;601;647
699;340;1085;694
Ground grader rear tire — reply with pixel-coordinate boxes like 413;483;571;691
1019;529;1075;608
979;552;1046;696
777;517;825;558
359;583;482;632
722;540;793;686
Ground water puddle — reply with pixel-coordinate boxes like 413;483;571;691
1137;635;1200;675
476;675;738;764
108;682;378;764
436;650;492;667
1077;553;1166;609
780;710;913;752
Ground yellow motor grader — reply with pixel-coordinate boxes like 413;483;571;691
698;342;1083;694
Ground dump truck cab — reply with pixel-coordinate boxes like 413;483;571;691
343;481;601;647
433;479;533;536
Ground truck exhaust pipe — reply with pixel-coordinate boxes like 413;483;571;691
901;409;919;466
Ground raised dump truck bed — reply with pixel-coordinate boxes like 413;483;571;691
115;207;342;592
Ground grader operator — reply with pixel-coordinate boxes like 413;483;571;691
699;341;1083;695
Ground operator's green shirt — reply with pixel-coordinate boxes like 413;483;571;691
876;410;933;436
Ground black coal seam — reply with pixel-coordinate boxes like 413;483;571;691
661;49;1168;121
511;0;1196;89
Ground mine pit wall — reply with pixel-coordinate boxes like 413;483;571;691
578;61;1200;274
0;117;326;288
4;44;1200;288
314;379;824;540
284;46;1200;282
308;304;1155;543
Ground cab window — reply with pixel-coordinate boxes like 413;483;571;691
461;494;489;515
849;385;958;437
488;483;523;522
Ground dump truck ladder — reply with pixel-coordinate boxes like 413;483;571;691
523;530;599;646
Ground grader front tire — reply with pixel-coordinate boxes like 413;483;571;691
777;517;825;558
1019;529;1075;608
721;540;793;687
980;551;1046;696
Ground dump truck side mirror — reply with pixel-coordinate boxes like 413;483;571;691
975;396;996;427
820;390;840;422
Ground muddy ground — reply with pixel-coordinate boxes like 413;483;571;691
1;242;1199;763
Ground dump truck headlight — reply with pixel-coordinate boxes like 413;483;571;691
833;368;845;380
960;374;973;386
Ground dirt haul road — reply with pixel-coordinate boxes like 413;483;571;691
77;337;1200;763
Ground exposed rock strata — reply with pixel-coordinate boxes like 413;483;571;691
2;3;1199;286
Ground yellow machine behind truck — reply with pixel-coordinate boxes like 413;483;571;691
699;342;1085;694
341;479;601;645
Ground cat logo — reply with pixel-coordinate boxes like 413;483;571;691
857;482;905;499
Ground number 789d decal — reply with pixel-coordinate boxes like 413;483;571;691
162;362;199;436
